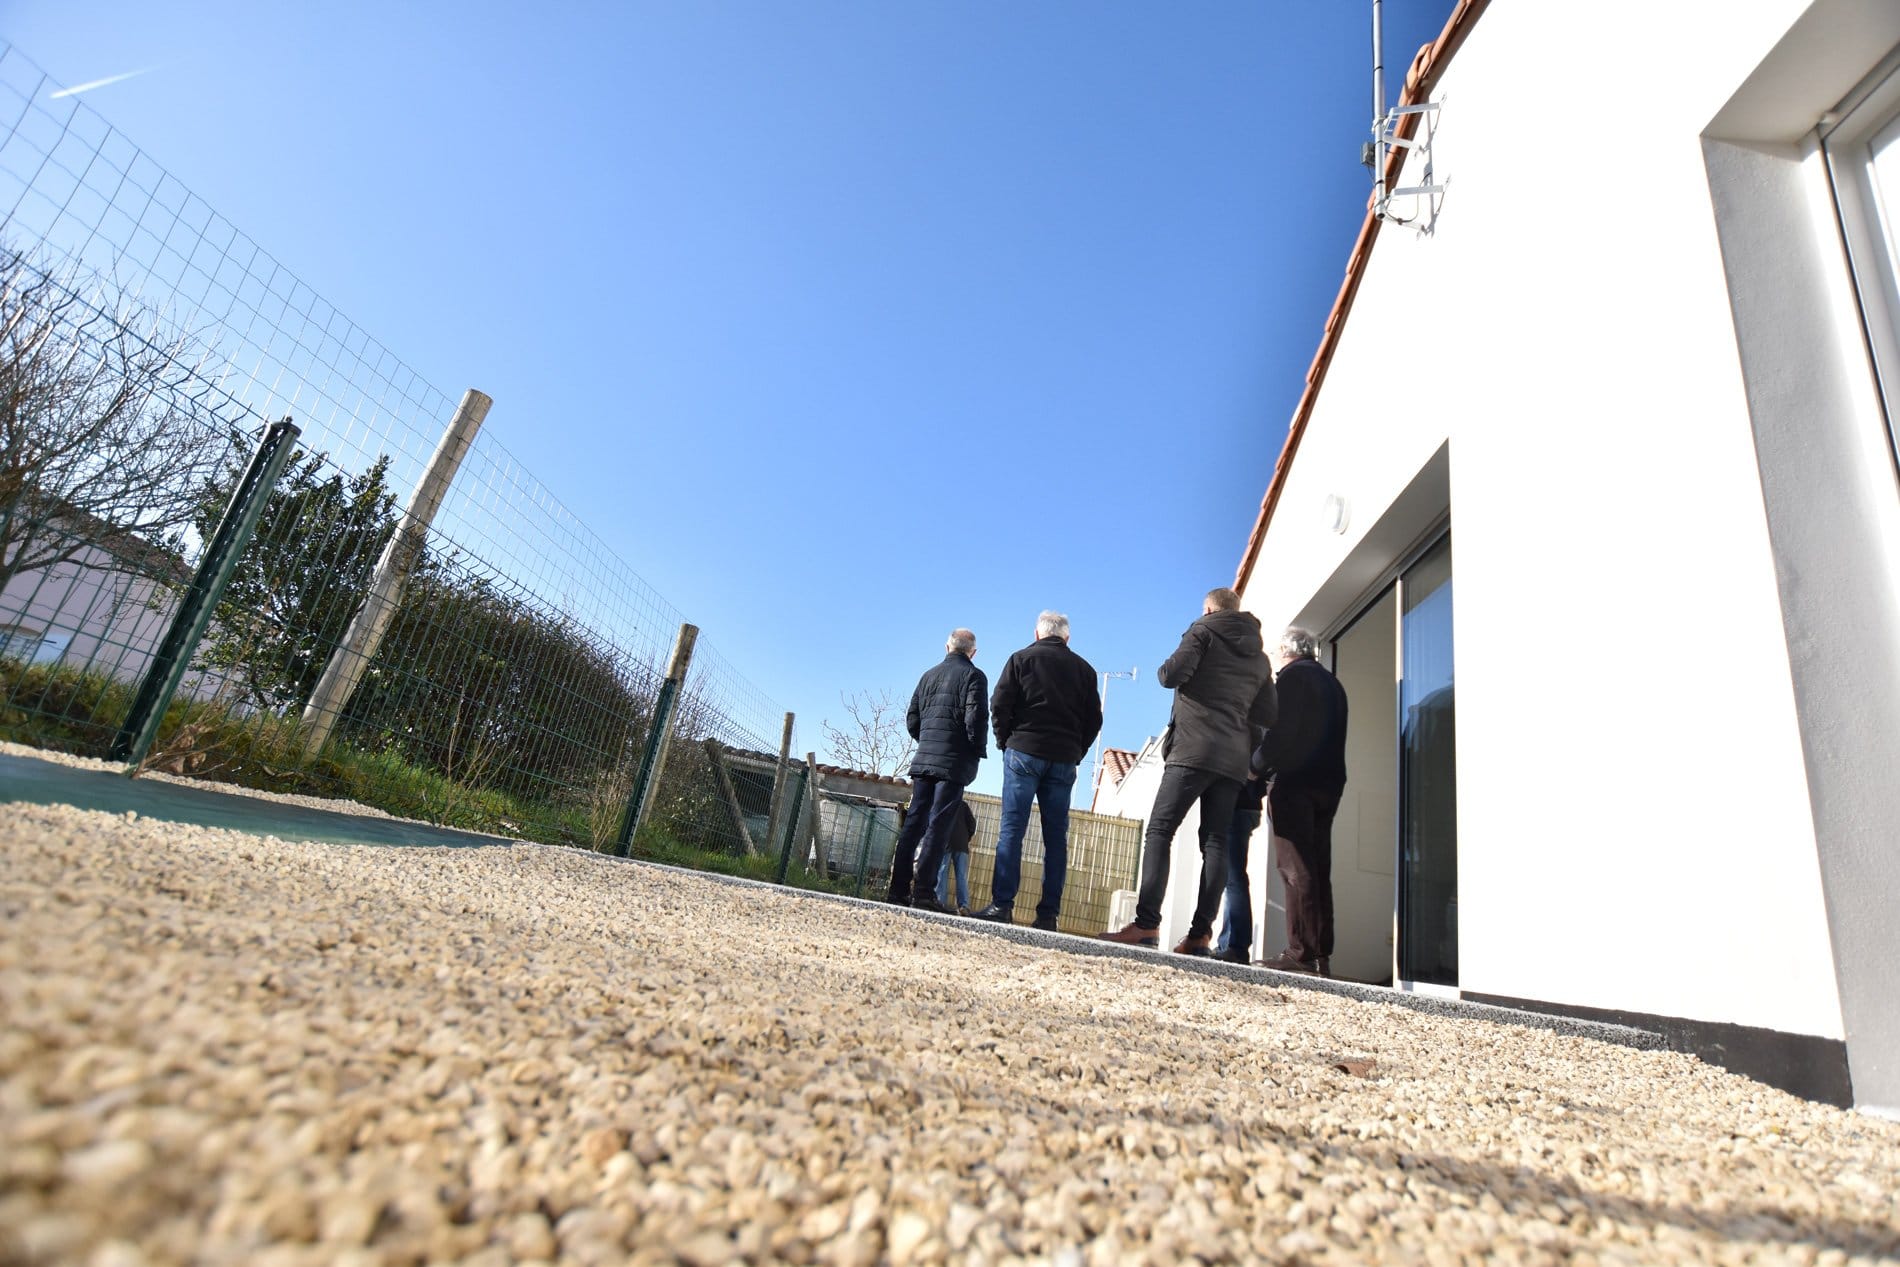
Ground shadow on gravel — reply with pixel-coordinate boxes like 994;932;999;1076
0;752;514;850
680;939;1891;1261
1346;1142;1900;1259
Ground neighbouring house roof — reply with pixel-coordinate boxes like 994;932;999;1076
812;760;910;787
1100;747;1140;787
721;744;911;790
1090;741;1160;814
1234;0;1492;593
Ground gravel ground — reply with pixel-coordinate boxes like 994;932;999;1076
3;804;1897;1267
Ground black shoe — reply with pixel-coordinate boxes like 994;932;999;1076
971;903;1013;924
1214;948;1249;965
1255;950;1319;975
911;896;946;913
884;890;911;906
1031;914;1058;932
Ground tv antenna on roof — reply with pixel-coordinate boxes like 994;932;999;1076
1367;0;1447;234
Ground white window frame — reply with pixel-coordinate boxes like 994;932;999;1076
0;623;68;664
1824;46;1900;468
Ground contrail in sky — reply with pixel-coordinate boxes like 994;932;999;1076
49;68;154;99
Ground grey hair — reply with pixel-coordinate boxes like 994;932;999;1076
946;628;977;655
1035;610;1070;639
1279;627;1320;660
1204;587;1241;612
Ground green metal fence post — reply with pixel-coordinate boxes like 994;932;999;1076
612;621;699;856
773;769;807;885
110;418;302;771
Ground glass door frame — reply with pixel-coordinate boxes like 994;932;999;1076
1324;516;1455;996
1822;44;1900;479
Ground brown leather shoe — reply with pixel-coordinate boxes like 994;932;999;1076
1099;921;1159;947
1173;932;1212;957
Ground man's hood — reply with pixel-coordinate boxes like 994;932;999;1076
1200;609;1263;656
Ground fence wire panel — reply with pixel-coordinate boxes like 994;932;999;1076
962;796;1144;935
0;238;251;752
637;640;791;857
814;797;903;898
0;40;789;849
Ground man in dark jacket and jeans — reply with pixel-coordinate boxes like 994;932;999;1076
973;610;1102;931
886;628;989;911
1102;588;1276;954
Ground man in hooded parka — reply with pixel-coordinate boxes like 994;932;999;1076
1101;588;1277;955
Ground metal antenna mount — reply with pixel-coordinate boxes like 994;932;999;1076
1370;0;1448;234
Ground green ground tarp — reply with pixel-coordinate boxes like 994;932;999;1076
0;752;513;850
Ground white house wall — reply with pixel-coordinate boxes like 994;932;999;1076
1238;2;1863;1042
1;547;175;684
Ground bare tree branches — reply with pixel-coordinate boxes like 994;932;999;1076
820;688;915;778
0;243;228;595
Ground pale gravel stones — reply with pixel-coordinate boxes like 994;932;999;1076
1;802;1897;1265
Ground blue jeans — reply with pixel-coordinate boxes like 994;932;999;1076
1216;806;1263;958
937;851;970;909
991;749;1077;920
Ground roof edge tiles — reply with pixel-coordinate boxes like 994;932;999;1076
1234;0;1493;592
1100;746;1140;786
720;746;911;788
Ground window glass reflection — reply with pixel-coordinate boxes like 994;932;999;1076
1399;533;1457;986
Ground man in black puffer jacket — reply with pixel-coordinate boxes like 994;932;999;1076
886;628;989;910
1102;587;1276;954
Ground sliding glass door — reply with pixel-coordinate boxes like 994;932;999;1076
1324;528;1458;990
1397;533;1457;986
1328;590;1399;986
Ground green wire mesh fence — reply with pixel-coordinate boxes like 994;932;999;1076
0;39;828;878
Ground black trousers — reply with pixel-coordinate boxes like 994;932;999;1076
1269;780;1343;961
887;774;967;903
1135;764;1241;936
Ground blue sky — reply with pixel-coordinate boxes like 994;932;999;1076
4;0;1455;801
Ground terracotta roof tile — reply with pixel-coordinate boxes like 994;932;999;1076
814;760;910;786
720;746;908;787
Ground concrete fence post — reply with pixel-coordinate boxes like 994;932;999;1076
762;711;795;863
801;751;824;878
300;388;492;756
